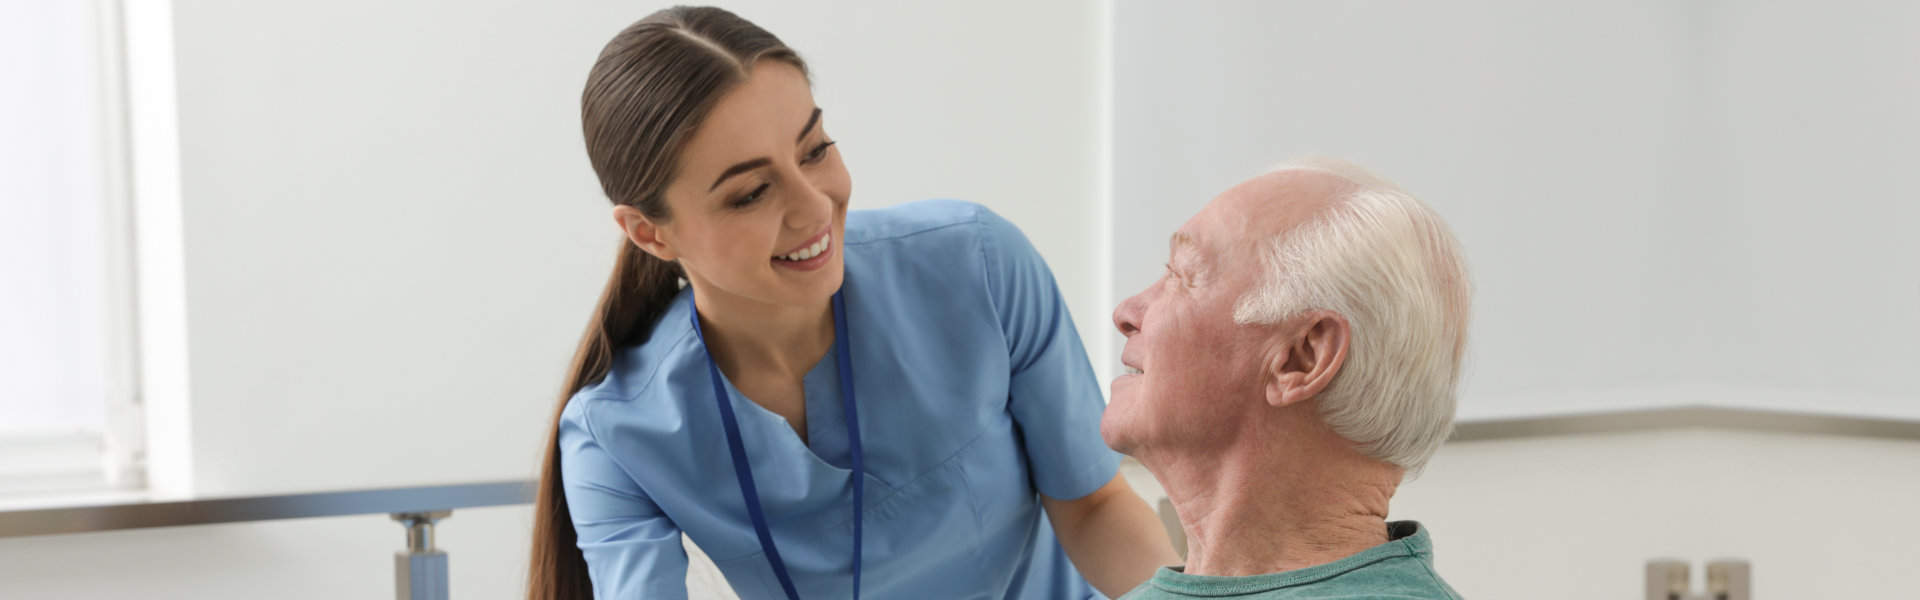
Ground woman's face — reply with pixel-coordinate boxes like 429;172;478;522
630;61;852;313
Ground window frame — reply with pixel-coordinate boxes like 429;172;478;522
0;0;147;500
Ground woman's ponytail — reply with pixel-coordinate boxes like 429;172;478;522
528;242;681;600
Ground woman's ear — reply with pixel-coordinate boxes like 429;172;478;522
1263;311;1352;408
613;205;677;261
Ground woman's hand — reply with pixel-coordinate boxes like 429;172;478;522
1042;473;1183;597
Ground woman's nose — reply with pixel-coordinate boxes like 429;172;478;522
784;178;834;231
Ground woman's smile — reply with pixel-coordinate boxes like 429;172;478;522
771;225;835;272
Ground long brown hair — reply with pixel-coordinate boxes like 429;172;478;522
529;7;807;599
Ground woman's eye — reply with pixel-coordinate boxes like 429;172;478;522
732;184;769;208
804;140;837;164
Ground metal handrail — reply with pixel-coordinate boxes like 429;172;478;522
0;480;533;600
1451;406;1920;442
0;479;533;539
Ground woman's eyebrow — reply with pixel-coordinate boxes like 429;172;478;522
709;158;770;192
795;107;821;143
707;107;825;193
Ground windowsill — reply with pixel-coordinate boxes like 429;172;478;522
0;482;153;511
0;431;148;510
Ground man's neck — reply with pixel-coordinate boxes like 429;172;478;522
1144;417;1402;577
688;280;834;380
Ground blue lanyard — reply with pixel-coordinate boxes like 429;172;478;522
690;291;864;600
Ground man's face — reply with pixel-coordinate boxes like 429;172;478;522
1102;171;1340;456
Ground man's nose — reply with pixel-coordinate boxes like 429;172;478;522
1113;289;1146;338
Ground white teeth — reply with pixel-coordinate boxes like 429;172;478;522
776;233;831;261
1123;366;1143;375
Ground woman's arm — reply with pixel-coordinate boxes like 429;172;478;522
1042;473;1182;598
559;405;691;599
966;204;1180;593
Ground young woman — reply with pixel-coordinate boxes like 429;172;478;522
528;7;1178;599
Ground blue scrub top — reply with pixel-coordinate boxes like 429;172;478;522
559;200;1121;599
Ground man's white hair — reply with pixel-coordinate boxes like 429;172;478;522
1232;156;1471;476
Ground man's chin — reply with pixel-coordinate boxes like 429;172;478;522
1099;413;1141;454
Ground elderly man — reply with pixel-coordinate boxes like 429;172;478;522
1104;157;1470;599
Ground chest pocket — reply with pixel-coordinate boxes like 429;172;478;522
719;416;1039;600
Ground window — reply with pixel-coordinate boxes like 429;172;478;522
0;0;144;498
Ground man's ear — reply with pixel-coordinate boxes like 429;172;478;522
613;205;677;261
1264;311;1352;408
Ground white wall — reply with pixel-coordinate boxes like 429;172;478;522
1397;428;1920;600
1110;2;1920;597
1693;0;1920;407
0;1;1108;598
1111;0;1920;421
1118;428;1920;600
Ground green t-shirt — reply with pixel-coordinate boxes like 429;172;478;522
1118;521;1461;599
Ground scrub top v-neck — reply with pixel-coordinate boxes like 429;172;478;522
559;200;1120;600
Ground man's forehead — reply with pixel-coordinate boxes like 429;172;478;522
1170;231;1198;253
1167;228;1222;269
1167;170;1344;269
1217;169;1345;235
